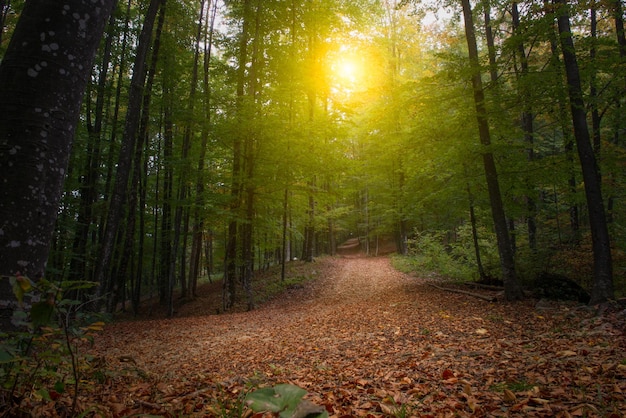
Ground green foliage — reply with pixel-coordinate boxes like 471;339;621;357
403;228;487;281
393;223;504;282
245;384;328;418
0;276;106;415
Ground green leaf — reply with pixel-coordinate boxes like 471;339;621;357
31;301;54;329
246;387;285;413
0;349;14;364
245;384;327;418
10;276;25;305
38;388;52;402
54;381;66;394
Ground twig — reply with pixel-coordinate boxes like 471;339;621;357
135;399;165;411
427;283;497;302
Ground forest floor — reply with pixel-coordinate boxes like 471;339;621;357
82;256;625;417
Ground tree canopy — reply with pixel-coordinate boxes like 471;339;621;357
1;0;625;316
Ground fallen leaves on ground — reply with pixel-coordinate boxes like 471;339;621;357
46;257;626;416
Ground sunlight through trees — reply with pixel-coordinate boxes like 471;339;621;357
1;0;625;317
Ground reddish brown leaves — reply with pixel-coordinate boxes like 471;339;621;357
83;257;626;417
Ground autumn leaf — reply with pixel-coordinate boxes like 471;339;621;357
84;257;626;418
442;369;455;380
503;389;517;403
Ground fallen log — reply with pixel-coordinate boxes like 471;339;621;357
428;283;497;302
462;282;504;291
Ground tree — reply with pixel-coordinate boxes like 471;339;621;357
93;0;165;311
460;0;524;300
553;0;613;304
0;0;116;329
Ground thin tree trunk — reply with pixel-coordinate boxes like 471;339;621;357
461;0;523;301
69;11;116;287
189;0;217;296
511;1;537;251
545;0;580;237
482;0;498;83
224;0;252;311
554;0;613;304
281;187;289;281
161;96;174;306
466;181;487;281
94;0;164;308
112;1;165;312
303;179;316;262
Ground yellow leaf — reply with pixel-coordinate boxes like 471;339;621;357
467;396;478;412
475;328;488;335
462;382;472;396
503;389;517;403
17;276;33;292
557;350;577;357
379;402;396;415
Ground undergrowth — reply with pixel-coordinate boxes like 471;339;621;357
0;275;107;417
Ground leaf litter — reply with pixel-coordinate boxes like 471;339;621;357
83;256;626;417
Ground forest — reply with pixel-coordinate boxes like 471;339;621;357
0;0;625;415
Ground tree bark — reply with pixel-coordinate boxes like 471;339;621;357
461;0;523;301
224;0;252;311
69;10;116;287
113;0;165;313
0;0;116;329
94;0;164;309
554;0;613;304
511;1;537;251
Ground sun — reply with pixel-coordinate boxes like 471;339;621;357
337;58;359;82
330;51;364;87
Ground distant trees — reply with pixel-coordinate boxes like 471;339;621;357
354;0;622;300
0;0;623;319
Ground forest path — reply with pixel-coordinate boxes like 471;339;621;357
92;257;626;417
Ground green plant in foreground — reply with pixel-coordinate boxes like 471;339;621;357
245;383;328;418
0;275;105;416
489;379;535;393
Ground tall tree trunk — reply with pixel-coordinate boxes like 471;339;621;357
482;0;498;84
160;94;174;306
303;179;316;262
133;139;149;314
545;0;579;237
94;0;164;308
608;0;626;222
0;0;115;329
281;187;289;281
511;1;537;251
112;1;165;312
461;0;523;301
175;0;208;301
467;182;487;281
554;0;613;304
69;11;116;287
590;8;602;155
224;0;252;311
241;0;264;310
189;0;217;297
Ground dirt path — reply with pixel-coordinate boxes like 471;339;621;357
94;257;414;377
92;257;626;417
